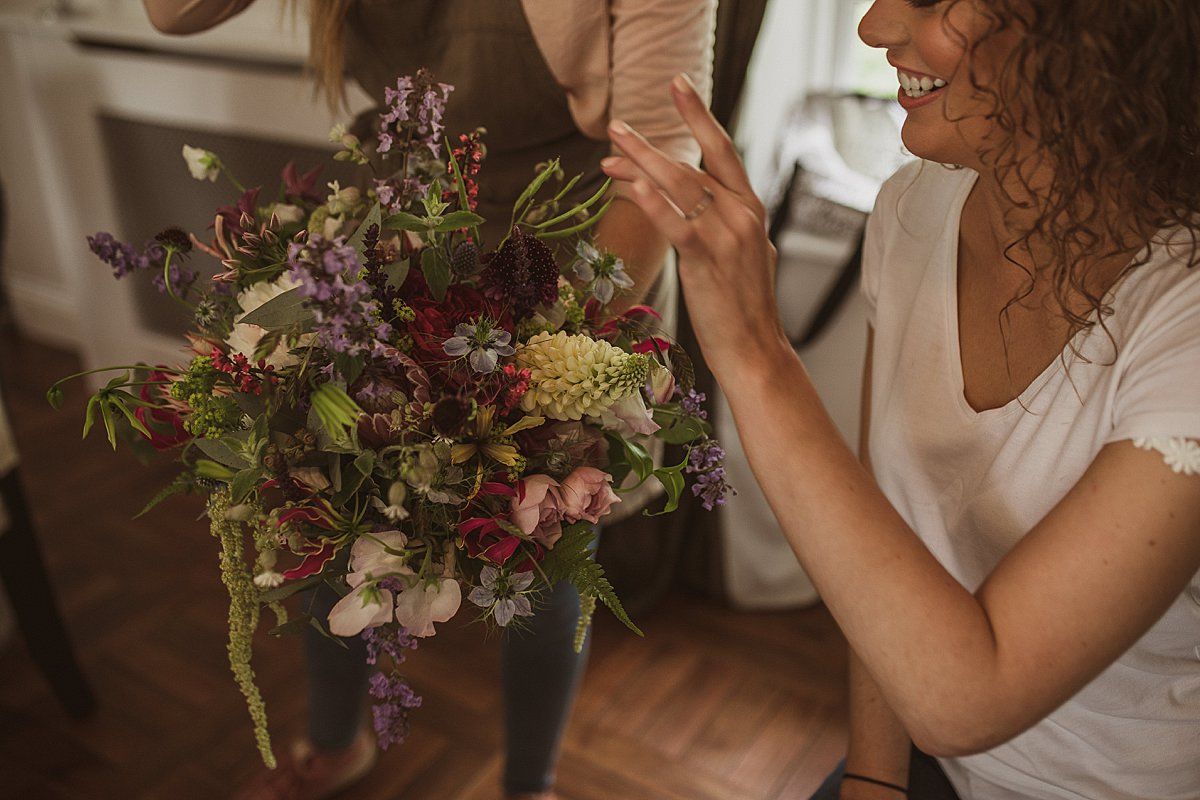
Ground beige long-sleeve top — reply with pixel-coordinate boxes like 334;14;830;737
142;0;716;165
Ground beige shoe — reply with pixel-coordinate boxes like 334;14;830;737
231;728;378;800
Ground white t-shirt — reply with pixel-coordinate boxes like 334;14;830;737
862;160;1200;800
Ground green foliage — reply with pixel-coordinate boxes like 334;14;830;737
652;404;712;445
606;433;654;488
421;247;452;302
540;523;642;642
237;288;313;330
310;383;364;437
134;474;195;519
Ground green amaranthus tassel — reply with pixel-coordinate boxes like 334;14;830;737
573;591;597;654
208;489;276;768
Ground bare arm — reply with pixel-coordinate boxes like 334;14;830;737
142;0;256;35
596;0;717;309
604;77;1200;758
842;327;912;799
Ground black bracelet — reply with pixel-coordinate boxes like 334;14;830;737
841;772;908;796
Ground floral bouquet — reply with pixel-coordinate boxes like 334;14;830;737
49;71;730;766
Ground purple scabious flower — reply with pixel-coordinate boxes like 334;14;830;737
362;624;419;666
378;70;454;160
680;388;708;420
287;233;392;357
685;438;734;511
368;670;423;749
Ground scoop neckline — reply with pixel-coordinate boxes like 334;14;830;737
942;170;1144;422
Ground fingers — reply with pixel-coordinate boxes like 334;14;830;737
624;179;702;254
608;120;710;214
669;75;764;221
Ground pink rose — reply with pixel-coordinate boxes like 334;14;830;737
510;475;566;549
559;467;621;524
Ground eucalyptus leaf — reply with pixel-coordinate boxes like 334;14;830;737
238;287;314;330
348;201;382;261
385;258;410;289
258;573;325;603
193;437;246;469
421;247;452;302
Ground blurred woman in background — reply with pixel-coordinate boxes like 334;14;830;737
142;1;715;799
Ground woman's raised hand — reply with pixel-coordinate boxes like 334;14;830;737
602;74;785;377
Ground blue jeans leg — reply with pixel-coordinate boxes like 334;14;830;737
302;575;371;751
500;576;590;793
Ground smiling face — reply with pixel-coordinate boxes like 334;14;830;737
859;0;1023;169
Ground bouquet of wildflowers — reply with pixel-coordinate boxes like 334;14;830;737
49;71;730;766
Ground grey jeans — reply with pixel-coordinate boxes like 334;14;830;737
302;565;590;794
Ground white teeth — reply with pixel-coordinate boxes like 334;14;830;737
896;70;947;99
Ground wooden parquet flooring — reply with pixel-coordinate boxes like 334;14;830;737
0;333;848;800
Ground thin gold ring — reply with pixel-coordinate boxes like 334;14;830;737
683;187;715;221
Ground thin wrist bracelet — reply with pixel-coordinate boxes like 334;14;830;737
841;772;908;796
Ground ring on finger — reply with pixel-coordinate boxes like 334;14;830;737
683;187;715;221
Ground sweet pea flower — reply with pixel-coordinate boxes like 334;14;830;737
328;582;395;637
598;392;660;437
647;360;676;405
559;467;621;524
394;578;461;637
182;145;220;182
510;474;565;549
327;531;412;636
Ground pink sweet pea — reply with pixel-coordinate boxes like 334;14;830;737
559;467;621;524
510;475;565;548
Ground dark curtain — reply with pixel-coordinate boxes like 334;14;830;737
600;0;772;615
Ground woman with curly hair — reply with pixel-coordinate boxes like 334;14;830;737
602;1;1200;798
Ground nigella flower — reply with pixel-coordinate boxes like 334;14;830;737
572;241;634;305
368;670;423;750
442;319;515;374
468;565;536;627
686;438;735;511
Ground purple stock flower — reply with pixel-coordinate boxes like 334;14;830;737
287;233;393;357
680;388;708;420
685;438;734;511
368;670;423;750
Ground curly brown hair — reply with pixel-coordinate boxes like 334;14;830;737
940;0;1200;343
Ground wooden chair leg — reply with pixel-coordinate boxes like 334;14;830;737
0;468;97;719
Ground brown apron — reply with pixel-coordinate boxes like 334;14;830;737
343;0;612;245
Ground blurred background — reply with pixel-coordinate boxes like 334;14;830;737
0;1;909;797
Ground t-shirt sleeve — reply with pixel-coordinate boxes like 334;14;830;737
860;192;887;328
1106;276;1200;445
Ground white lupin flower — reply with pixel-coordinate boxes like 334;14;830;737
182;145;220;182
516;331;650;423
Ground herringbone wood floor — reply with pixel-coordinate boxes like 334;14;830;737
0;333;848;800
